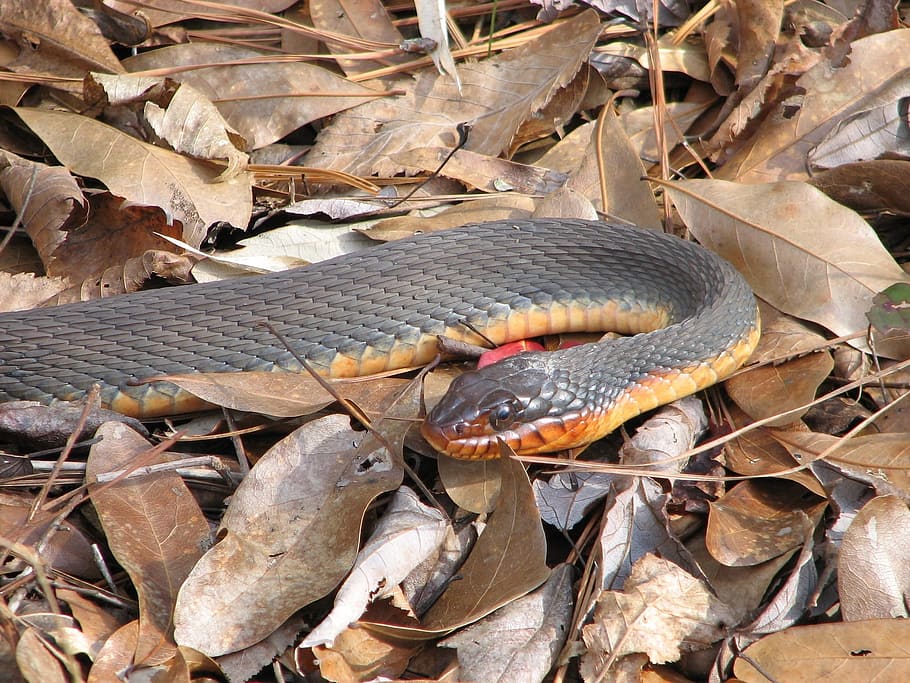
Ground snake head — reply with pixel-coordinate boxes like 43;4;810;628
421;354;583;459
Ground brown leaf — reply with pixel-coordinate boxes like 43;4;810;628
438;455;501;514
839;495;910;621
706;480;826;566
391;147;568;195
667;178;910;358
810;159;910;215
0;0;122;83
0;151;88;265
440;563;574;683
125;43;389;150
724;406;825;496
420;456;550;632
734;619;910;681
86;422;211;664
160;370;410;420
310;0;408;77
541;113;662;228
717;28;910;182
726;306;835;426
305;10;603;176
774;431;910;496
12;108;251;246
173;414;404;656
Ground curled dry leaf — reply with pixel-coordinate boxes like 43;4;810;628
581;554;738;676
838;495;910;621
299;487;448;648
717;28;910;182
440;563;574;683
667;178;910;358
0;151;87;265
597;477;688;591
619;396;707;473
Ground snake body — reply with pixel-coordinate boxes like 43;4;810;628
0;219;759;459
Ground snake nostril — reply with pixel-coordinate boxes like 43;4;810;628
453;423;466;436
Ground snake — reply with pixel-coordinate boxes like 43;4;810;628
0;219;760;459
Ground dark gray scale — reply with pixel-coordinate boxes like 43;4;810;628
0;219;757;414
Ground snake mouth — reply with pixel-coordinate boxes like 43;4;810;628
420;412;598;459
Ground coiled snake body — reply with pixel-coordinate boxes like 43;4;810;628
0;219;760;459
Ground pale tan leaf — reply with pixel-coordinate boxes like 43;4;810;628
536;117;662;229
127;79;249;178
734;619;910;682
13;108;251;246
0;272;66;312
666;178;910;358
305;10;603;176
309;0;407;77
440;563;574;683
839;495;910;621
391;147;568;195
438;455;501;514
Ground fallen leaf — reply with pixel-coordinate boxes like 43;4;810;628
306;10;603;176
839;495;910;621
440;563;574;683
13;108;252;246
299;487;448;647
667;178;910;358
86;423;211;664
734;619;910;681
173;413;404;656
581;554;738;676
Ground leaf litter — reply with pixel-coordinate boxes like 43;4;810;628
1;1;910;681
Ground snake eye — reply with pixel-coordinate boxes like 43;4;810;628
489;399;520;431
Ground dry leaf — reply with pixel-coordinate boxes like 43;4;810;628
717;28;910;182
706;480;826;567
667;178;910;358
581;554;738;675
440;563;574;683
306;11;603;176
86;422;211;664
13;108;251;246
838;495;910;621
173;414;404;656
299;487;448;648
734;619;910;681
